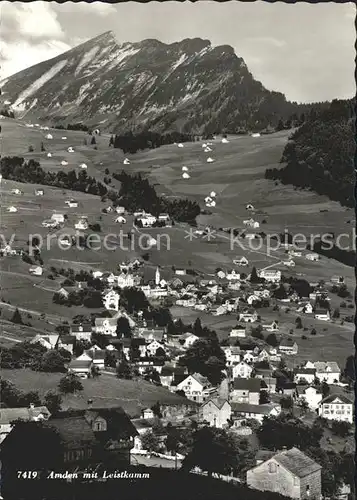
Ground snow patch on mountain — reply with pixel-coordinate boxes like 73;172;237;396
75;47;100;76
171;53;188;72
12;60;68;109
106;45;140;71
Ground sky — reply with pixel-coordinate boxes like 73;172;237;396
0;1;355;103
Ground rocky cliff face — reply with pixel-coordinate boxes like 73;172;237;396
0;31;298;133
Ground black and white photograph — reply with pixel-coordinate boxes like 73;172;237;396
0;1;355;499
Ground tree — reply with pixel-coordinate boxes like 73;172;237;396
91;136;96;145
295;317;303;329
279;396;293;410
58;374;83;394
193;318;204;337
109;135;114;147
11;308;23;324
332;308;340;319
141;431;160;453
28;145;34;152
276;119;285;131
259;391;270;404
35;350;66;373
116;316;132;338
321;381;330;398
179;338;226;385
266;333;278;347
43;391;62;414
330;420;351;437
151;402;163;418
250;266;260;284
343;355;355;382
116;358;132;379
165;425;181;458
182;426;238;477
40;142;45;152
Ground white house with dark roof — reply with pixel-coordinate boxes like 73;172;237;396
232;361;253;380
68;353;93;378
175;373;212;403
200;398;231;428
314;362;340;384
230;378;261;405
294;367;317;385
231;403;281;424
246;447;322;499
103;289;120;311
279;339;298;355
314;309;330;321
70;323;92;341
94;317;117;336
318;394;353;423
296;386;322;411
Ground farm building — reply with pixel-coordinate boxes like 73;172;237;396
29;266;43;276
51;213;65;224
6;206;17;213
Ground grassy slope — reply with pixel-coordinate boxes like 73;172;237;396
0;118;354;365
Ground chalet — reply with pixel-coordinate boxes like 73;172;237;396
258;269;281;283
297;302;313;314
6;206;17;213
146;340;167;357
75;218;88;231
35;189;44;196
45;134;53;139
67;147;74;153
137;214;157;227
246;447;322;499
51;213;65;224
11;188;22;195
115;215;126;224
70;323;92;341
314;309;330;321
318;394;353;423
231;403;281;424
68;353;93;378
103;289;120;311
216;270;226;279
175;269;187;276
135;357;165;374
233;256;249;267
115;206;126;214
117;273;136;288
94;317;117;336
138;327;165;343
279;339;298;355
229;325;246;338
239;309;258;323
175;373;212;403
0;245;18;257
158;213;170;222
80;163;88;170
179;332;199;349
296;386;322;411
232;361;253;379
200;398;231;428
314;361;340;384
84;348;106;370
42;219;58;228
226;270;240;281
61;160;68;166
246;204;255;211
29;265;43;276
222;346;241;366
0;405;50;444
57;287;70;299
294;368;316;385
278;382;297;397
230;378;261;404
330;275;344;285
306;253;320;261
57;335;75;354
30;334;59;350
264;320;279;332
282;259;295;267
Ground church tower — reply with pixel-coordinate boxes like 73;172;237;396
155;266;160;286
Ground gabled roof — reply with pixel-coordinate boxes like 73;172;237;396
231;403;278;415
320;394;353;405
295;368;316;375
273;447;321;477
233;378;261;392
59;335;76;345
84;349;106;360
70;323;92;333
314;361;340;373
202;397;229;410
0;406;50;424
43;416;97;449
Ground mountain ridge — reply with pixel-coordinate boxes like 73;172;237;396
0;32;315;134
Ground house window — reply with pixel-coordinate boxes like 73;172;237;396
306;485;310;497
268;463;277;473
293;477;299;486
94;419;107;432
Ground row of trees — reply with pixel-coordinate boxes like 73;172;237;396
1;342;68;372
110;130;195;153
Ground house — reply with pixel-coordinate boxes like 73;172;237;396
259;269;281;283
137;214;157;227
30;334;59;350
75;218;88;231
65;199;78;208
29;265;43;276
296;386;322;411
247;294;260;306
175;373;211;403
42;219;58;228
80;163;88;170
282;259;295;267
230;378;261;404
51;213;65;224
314;362;340;384
0;405;50;443
158;213;170;222
231;403;281;424
179;333;199;349
6;206;17;213
279;382;297;397
70;323;92;342
159;366;187;388
35;189;44;196
297;302;313;314
222;346;241;366
294;368;316;385
246;447;322;499
57;335;75;354
264;320;279;332
117;273;135;288
232;361;253;380
11;188;22;195
115;206;126;214
314;309;330;321
94;317;117;336
239;310;258;323
176;296;196;308
330;275;344;285
233;256;249;267
229;325;246;338
318;394;353;423
279;339;298;355
61;160;68;166
103;289;120;311
84;348;106;370
68;353;93;378
306;253;320;261
115;215;126;224
260;377;277;394
226;270;240;281
146;340;167;357
138;327;165;343
246;204;255;211
200;398;231;428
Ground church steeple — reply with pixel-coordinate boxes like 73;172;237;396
155;266;160;286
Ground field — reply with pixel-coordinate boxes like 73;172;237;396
1;368;190;417
0;117;354;367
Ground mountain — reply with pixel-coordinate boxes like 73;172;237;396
1;31;307;134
